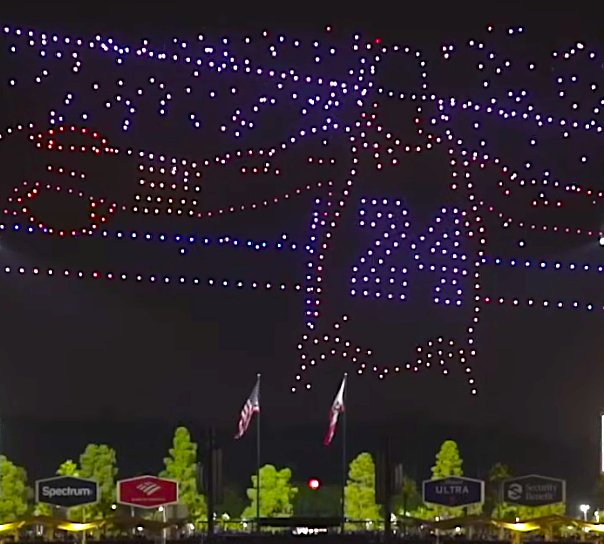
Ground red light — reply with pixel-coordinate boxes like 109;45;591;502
375;38;382;44
308;478;320;490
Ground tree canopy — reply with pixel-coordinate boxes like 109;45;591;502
57;459;79;476
431;440;463;479
160;426;206;524
0;433;574;529
217;484;247;519
486;462;512;518
393;475;423;516
78;444;118;519
0;455;28;521
427;440;466;519
242;464;297;519
295;483;341;517
344;452;381;523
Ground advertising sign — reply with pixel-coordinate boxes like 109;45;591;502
35;476;99;508
422;476;484;507
503;475;566;507
117;475;178;509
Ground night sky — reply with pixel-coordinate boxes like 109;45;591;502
0;0;603;505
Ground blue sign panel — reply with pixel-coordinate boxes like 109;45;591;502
422;476;485;507
36;476;99;508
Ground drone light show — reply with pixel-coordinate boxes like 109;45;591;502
2;22;604;419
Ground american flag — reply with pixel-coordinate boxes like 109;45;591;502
324;374;347;446
234;375;261;439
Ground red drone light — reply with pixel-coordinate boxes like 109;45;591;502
308;478;320;490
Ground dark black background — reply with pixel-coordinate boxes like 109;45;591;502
0;0;602;510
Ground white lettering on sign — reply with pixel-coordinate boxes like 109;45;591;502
524;483;559;501
42;486;93;498
506;479;563;504
525;483;557;492
435;484;470;494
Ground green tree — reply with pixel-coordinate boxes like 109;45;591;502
410;504;438;520
393;475;423;516
160;427;206;524
428;440;465;520
295;484;341;517
486;463;512;518
431;440;463;478
214;486;247;531
344;452;381;524
57;460;79;476
242;465;297;519
217;485;246;518
0;455;28;521
33;502;52;516
78;444;118;520
513;503;566;519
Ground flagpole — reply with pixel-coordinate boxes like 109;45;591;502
341;372;347;534
256;373;261;533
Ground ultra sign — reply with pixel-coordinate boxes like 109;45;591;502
503;475;566;507
35;476;99;508
422;476;485;507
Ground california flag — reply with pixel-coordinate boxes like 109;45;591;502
324;374;347;446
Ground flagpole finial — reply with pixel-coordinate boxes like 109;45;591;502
257;372;261;378
344;372;348;377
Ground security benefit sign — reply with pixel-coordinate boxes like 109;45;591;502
36;476;99;508
503;475;566;507
422;476;485;507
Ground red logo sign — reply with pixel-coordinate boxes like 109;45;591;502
117;475;178;509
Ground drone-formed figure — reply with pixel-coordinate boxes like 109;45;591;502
1;23;604;400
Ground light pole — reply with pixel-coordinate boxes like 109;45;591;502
580;504;591;521
159;506;167;544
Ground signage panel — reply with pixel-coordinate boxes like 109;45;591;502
117;475;178;509
35;476;99;508
422;476;484;507
503;475;565;507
